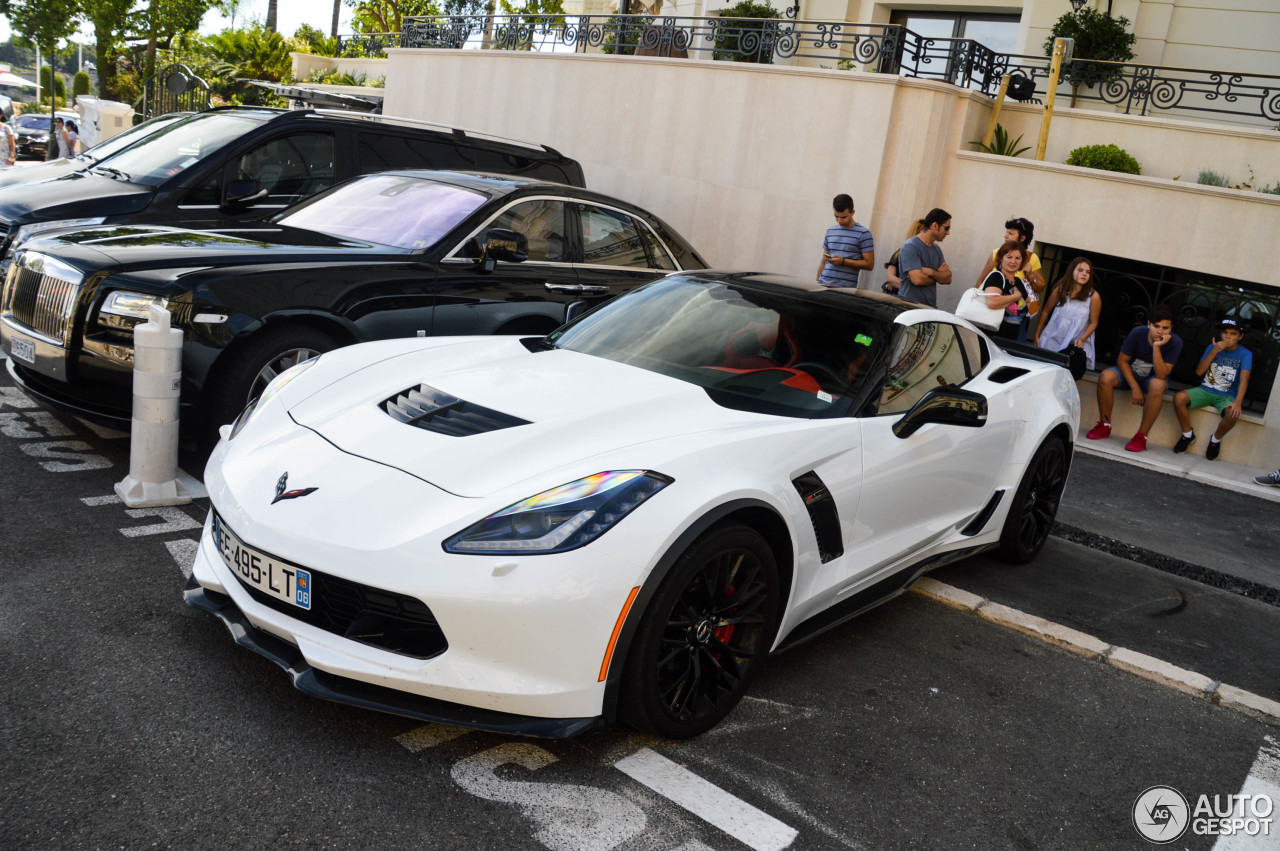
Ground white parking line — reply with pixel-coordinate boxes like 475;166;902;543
1213;736;1280;850
75;417;130;439
165;539;200;578
614;748;798;851
395;724;472;752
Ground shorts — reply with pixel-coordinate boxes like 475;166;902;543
1104;366;1161;393
1183;386;1234;414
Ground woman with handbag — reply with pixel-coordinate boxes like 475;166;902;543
977;242;1032;340
1033;257;1101;371
973;217;1046;340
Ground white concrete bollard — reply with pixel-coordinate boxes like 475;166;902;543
115;305;192;507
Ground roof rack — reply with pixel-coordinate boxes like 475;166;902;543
307;108;558;155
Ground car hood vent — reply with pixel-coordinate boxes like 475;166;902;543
382;384;530;437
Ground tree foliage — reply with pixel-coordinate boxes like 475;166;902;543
204;25;294;84
1044;7;1136;89
73;70;92;100
713;1;780;64
348;0;441;34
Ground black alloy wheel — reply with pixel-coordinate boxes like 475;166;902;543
621;522;780;739
998;435;1068;563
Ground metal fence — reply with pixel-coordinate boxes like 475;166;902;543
1041;245;1279;413
336;14;1280;125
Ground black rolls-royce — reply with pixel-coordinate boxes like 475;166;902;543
1;170;707;445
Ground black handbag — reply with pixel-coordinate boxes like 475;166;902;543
1060;344;1087;380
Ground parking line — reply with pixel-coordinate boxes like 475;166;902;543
1213;736;1280;850
614;748;798;851
395;724;472;752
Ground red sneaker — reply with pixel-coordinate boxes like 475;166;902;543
1125;432;1148;452
1085;421;1112;440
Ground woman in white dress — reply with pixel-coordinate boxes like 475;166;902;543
1033;257;1101;369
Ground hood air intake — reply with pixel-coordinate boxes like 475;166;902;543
383;384;530;437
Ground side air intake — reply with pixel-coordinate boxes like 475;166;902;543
383;384;530;437
792;471;844;563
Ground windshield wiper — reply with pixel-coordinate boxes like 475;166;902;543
93;166;131;181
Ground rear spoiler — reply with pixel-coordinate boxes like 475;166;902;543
991;337;1084;380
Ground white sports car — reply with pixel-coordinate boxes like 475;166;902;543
187;272;1080;738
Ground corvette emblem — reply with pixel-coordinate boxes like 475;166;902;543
272;472;318;504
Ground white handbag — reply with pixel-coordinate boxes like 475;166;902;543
955;288;1004;332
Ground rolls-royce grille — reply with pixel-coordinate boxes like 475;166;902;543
383;383;530;436
5;259;81;344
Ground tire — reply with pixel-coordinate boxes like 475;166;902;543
620;522;780;739
997;435;1068;564
205;326;337;445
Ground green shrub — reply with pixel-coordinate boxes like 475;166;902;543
713;1;782;64
1065;143;1141;175
969;124;1031;158
72;71;91;101
1258;182;1280;196
601;16;653;56
1196;169;1229;187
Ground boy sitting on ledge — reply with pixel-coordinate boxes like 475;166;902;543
1172;317;1252;461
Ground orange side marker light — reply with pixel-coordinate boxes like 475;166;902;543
599;586;641;682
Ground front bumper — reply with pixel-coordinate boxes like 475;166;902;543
190;421;653;731
184;577;603;738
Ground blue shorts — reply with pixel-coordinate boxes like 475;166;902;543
1104;366;1161;393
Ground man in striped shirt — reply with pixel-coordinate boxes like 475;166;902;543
816;194;875;289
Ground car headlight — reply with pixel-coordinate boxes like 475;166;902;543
12;217;108;249
99;290;169;323
443;470;673;555
228;356;319;440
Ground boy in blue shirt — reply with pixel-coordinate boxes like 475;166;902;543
1172;317;1252;460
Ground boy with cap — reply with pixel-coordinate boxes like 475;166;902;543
1172;317;1252;460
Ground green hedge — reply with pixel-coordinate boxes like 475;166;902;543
1065;143;1141;175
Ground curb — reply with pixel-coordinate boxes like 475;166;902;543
911;577;1280;727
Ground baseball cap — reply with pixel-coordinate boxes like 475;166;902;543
1220;317;1241;331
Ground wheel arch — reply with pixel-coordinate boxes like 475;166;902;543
600;498;795;723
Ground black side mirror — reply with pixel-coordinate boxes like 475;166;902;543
892;386;988;439
474;228;528;273
223;179;267;210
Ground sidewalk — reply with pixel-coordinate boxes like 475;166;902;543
1077;437;1280;505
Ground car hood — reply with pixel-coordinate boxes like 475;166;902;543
287;338;773;498
27;224;401;270
0;158;86;190
0;169;151;223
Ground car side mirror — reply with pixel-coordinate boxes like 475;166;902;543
892;386;988;439
223;179;267;210
474;228;528;273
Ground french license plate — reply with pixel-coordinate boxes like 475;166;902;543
10;334;35;364
213;513;312;610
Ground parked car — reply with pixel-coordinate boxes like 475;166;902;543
184;272;1079;738
0;94;13;122
11;110;79;160
0;112;191;190
1;171;705;446
0;106;585;258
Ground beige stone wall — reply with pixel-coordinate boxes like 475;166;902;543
289;53;389;84
382;47;1280;467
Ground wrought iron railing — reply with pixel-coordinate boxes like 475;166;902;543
137;63;211;121
1041;245;1279;413
336;14;1280;125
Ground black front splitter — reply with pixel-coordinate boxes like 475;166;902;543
184;578;605;739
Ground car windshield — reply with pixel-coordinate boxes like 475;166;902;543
548;276;889;419
92;112;263;186
78;113;187;162
275;174;490;249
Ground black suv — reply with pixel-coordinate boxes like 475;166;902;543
0;107;584;255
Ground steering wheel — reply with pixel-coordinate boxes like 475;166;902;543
790;361;844;390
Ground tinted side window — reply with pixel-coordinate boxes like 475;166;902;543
953;325;991;376
237;132;335;205
878;322;972;416
489;199;568;262
358;132;456;171
578;205;649;268
636;222;677;271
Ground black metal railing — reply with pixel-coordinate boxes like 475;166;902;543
1042;245;1279;413
137;63;211;121
335;14;1280;125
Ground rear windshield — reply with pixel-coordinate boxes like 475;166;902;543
275;174;490;249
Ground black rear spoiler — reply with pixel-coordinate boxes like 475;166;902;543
992;337;1084;380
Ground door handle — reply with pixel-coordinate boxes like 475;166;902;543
578;285;610;296
544;283;583;294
